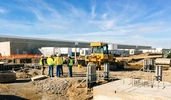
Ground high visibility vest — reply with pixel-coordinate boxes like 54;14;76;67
39;58;43;66
47;57;54;66
55;57;63;65
69;59;73;66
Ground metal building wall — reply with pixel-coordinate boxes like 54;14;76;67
137;46;152;49
0;36;90;48
10;42;28;54
117;44;151;49
117;44;137;49
0;36;152;55
8;41;90;55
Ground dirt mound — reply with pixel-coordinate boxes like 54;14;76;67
34;78;73;95
16;68;40;79
66;82;93;100
32;77;92;100
0;77;92;100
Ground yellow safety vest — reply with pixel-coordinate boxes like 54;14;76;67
47;57;54;66
69;59;73;66
39;58;43;66
55;57;63;65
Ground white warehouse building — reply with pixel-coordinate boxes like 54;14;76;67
0;35;152;56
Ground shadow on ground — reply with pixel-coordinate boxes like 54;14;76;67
15;79;31;83
0;95;28;100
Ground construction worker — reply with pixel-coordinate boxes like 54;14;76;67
55;54;63;77
47;55;55;77
39;55;46;75
67;55;74;77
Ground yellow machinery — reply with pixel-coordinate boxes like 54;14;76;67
85;42;124;70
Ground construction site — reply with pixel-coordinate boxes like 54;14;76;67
0;36;171;100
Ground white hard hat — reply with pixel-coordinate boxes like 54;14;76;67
57;54;61;56
41;55;44;57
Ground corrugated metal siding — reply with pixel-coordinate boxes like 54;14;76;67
0;36;151;50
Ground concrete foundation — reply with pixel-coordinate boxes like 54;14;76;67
94;78;171;100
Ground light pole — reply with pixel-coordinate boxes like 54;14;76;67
75;42;78;65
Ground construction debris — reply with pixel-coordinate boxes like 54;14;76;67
31;75;48;81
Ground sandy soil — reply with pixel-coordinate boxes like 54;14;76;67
1;54;171;100
0;66;91;100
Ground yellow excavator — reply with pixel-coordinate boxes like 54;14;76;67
85;42;125;70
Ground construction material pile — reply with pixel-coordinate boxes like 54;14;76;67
33;78;83;95
16;68;39;79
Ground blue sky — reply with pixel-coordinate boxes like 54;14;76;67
0;0;171;48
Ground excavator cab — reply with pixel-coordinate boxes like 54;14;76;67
91;44;108;54
162;49;171;58
91;42;110;60
85;42;115;70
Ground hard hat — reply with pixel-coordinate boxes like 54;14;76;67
57;53;61;57
41;55;44;57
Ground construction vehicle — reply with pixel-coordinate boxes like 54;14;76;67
155;49;171;67
84;42;125;70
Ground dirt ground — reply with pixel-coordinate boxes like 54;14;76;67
0;66;92;100
1;54;171;100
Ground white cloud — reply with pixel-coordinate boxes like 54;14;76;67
91;5;96;19
126;36;171;48
0;8;6;14
89;19;116;30
70;6;79;17
102;13;108;20
132;26;162;34
144;8;168;19
60;0;84;18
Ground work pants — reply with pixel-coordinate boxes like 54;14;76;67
48;65;54;77
42;66;45;75
60;65;63;76
56;65;62;77
68;66;72;77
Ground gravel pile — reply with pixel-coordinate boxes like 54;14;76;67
34;78;80;95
